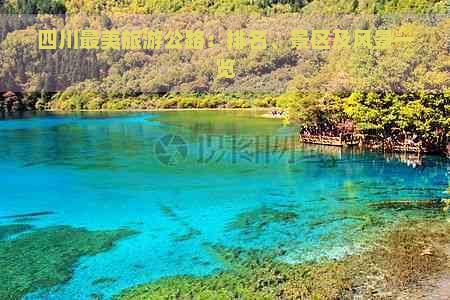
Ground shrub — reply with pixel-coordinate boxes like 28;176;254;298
86;98;106;110
227;99;251;108
34;99;47;111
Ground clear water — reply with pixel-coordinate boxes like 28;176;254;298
0;111;448;299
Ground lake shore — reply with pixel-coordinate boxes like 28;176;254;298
42;107;287;119
44;107;273;112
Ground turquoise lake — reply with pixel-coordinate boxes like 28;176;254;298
0;111;448;299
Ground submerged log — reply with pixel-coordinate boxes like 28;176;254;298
0;211;55;219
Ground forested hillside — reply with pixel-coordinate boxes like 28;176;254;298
0;0;448;151
1;0;447;14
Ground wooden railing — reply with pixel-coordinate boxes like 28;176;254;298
388;143;425;153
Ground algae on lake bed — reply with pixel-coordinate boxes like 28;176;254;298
227;207;298;234
114;217;450;300
0;224;33;240
0;225;137;299
114;245;352;300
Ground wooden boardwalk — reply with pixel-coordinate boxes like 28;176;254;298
299;134;433;154
299;134;358;147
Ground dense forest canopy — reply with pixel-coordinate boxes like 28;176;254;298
1;0;447;14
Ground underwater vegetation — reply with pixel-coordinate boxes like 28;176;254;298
0;225;137;299
114;218;450;300
226;207;298;236
368;199;445;210
174;228;202;242
12;217;39;223
0;224;33;240
328;179;445;200
92;277;118;286
0;211;55;225
159;204;203;243
114;243;352;300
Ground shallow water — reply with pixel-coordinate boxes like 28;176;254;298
0;111;448;299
